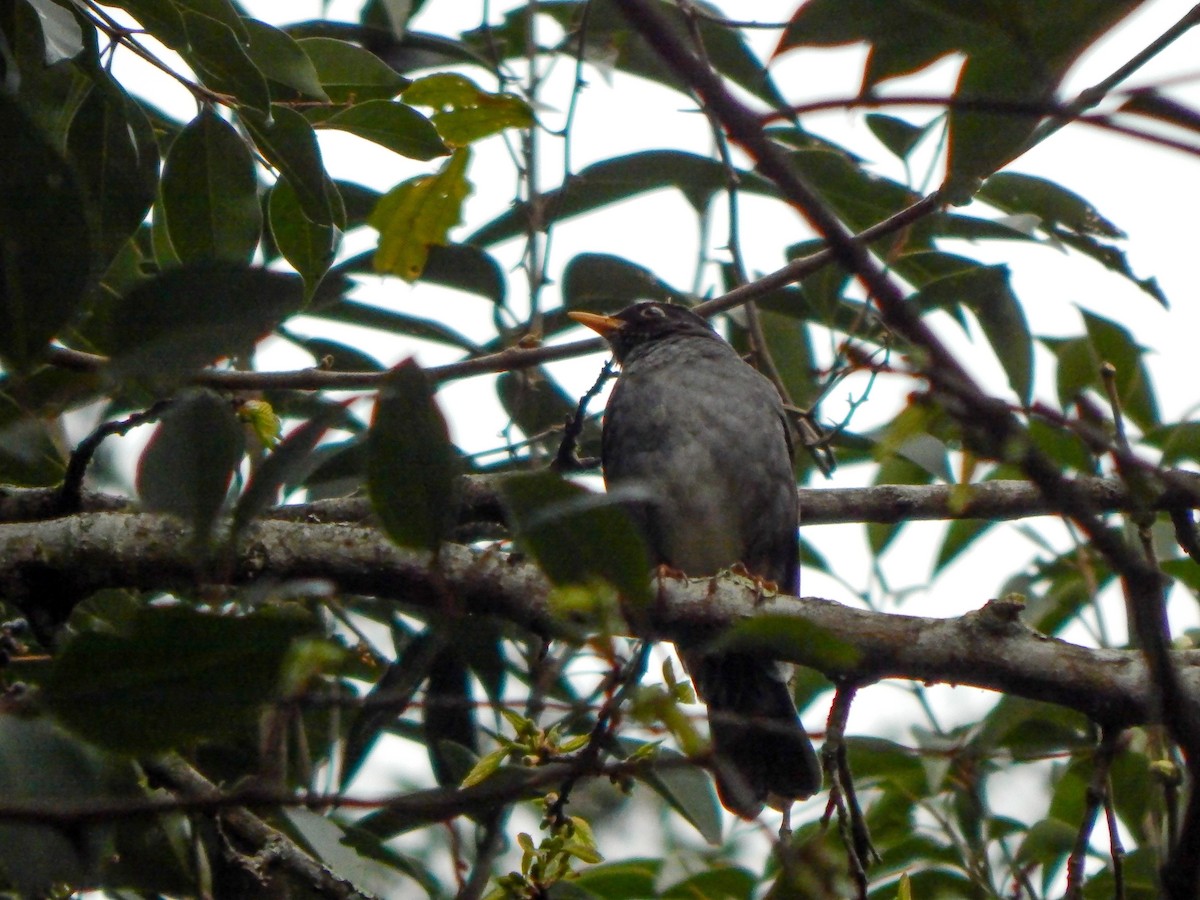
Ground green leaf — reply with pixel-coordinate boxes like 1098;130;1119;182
241;104;338;227
367;359;459;552
934;517;991;575
775;136;921;235
321;99;448;160
0;718;109;897
0;93;91;371
499;471;651;606
1050;310;1161;431
243;18;329;101
178;10;271;113
914;264;1033;405
297;36;411;103
662;866;756;899
161;109;262;264
1144;421;1200;467
404;73;533;146
712;614;861;671
136;389;244;539
1084;311;1159;429
370;147;472;280
269;175;340;295
66;77;159;267
967;696;1090;758
978;172;1122;239
469;150;776;246
620;739;722;845
865;113;930;160
106;264;304;380
572;859;663;899
43;606;312;754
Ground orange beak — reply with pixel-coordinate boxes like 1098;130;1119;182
567;311;623;338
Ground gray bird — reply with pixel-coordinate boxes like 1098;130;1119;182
569;300;822;818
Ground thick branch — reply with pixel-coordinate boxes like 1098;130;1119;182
2;512;1197;729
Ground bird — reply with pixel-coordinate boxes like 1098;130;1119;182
568;300;822;818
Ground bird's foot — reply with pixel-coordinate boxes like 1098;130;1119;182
654;563;688;581
729;563;779;602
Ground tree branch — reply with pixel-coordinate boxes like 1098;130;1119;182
8;470;1200;530
2;512;1198;729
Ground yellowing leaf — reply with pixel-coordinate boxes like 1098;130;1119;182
238;398;282;449
404;73;533;147
369;148;472;281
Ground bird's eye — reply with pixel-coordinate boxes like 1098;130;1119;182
641;305;666;319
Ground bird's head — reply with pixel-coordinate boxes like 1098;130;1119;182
568;301;717;363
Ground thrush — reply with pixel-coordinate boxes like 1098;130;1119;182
569;300;822;817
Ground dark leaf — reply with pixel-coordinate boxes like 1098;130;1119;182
620;739;722;845
106;264;304;380
103;0;188;49
420;243;506;304
241;104;338;227
865;113;931;160
243;18;329;101
297;36;411;103
561;253;681;311
367;359;459;551
160;109;262;264
282;808;440;897
43;606;313;754
136;389;244;539
468;1;789;110
979;172;1122;239
320;99;448;160
777;0;1142;186
661;866;756;900
424;645;478;786
341;631;442;788
0;718;108;896
0;394;66;486
66;76;159;267
0;93;91;371
268;176;340;296
469;150;777;246
572;859;663;899
178;10;270;113
914;264;1033;404
499;471;651;606
497;367;601;454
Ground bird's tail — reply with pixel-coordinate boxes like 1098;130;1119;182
685;650;822;819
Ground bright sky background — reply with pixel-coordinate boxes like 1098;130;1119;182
100;0;1200;866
